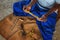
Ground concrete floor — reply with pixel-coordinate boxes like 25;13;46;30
0;0;60;40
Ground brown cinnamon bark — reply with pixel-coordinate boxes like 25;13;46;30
0;14;42;40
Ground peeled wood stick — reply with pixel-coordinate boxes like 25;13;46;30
24;10;41;21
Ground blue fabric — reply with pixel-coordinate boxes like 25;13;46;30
13;1;57;40
36;12;57;40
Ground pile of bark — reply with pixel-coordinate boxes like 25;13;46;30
0;14;42;40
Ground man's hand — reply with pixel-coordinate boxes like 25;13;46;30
23;0;37;13
23;5;31;13
37;15;47;22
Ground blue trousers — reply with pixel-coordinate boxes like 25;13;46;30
13;1;57;40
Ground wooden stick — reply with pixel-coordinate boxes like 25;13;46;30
24;10;41;21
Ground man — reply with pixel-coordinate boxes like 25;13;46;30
13;0;60;40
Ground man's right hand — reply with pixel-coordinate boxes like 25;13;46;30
23;0;37;13
23;5;31;13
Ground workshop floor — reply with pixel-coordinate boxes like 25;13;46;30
0;0;60;40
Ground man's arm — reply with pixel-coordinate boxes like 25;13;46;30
23;0;37;11
44;3;60;17
28;0;37;6
39;3;60;22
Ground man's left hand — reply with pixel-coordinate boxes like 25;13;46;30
37;15;47;22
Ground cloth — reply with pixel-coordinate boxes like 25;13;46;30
38;0;60;8
38;0;55;8
56;0;60;4
13;1;57;40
